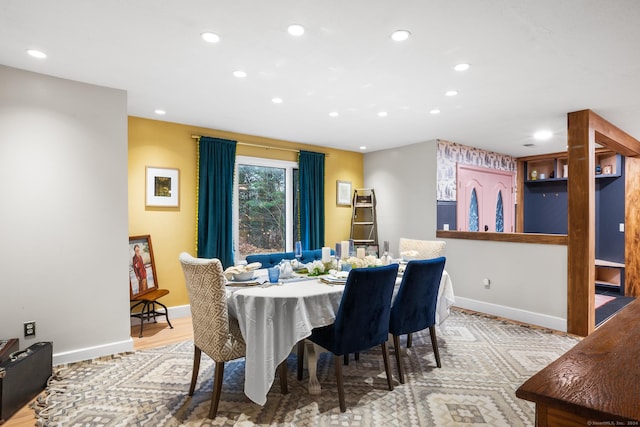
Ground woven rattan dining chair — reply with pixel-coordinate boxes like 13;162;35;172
301;263;399;412
389;257;446;384
179;252;288;418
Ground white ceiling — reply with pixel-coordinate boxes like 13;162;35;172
1;0;639;157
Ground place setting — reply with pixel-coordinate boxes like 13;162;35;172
223;262;267;287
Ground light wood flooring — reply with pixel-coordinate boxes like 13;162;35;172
3;318;191;427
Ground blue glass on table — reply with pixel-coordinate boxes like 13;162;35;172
341;263;352;272
268;267;280;283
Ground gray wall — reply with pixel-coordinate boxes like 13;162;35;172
0;65;133;363
364;141;439;253
365;140;568;331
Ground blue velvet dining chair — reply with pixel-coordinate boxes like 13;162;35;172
389;257;446;384
303;263;399;412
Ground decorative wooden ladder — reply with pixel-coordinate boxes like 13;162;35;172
350;188;378;248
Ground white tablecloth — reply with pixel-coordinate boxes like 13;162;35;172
226;269;454;405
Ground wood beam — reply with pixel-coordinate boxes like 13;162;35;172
589;110;640;157
567;110;595;336
515;160;525;233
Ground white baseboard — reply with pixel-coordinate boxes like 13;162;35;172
453;297;567;332
55;305;193;365
129;304;191;327
167;304;191;319
53;338;134;365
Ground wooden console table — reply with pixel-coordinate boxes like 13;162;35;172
516;299;640;426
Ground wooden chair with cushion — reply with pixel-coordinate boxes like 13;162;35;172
389;257;446;383
179;252;288;419
299;263;399;412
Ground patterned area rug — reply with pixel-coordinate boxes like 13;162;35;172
33;310;579;426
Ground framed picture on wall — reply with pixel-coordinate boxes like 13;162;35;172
146;166;179;207
128;235;158;298
336;180;352;206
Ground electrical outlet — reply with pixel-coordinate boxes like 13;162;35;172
24;321;36;337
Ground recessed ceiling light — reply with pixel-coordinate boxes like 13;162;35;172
26;49;46;59
329;111;339;117
445;90;458;97
233;70;247;78
272;97;283;104
533;130;553;140
454;63;470;71
360;146;367;150
201;32;220;43
377;111;388;117
390;30;411;41
429;109;441;115
154;109;166;115
288;24;305;36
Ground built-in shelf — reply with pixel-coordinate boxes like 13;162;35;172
595;258;625;294
524;152;621;183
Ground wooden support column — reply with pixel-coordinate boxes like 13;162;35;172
625;156;640;297
567;109;640;336
567;110;596;336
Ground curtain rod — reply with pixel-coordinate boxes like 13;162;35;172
192;134;299;154
191;134;328;156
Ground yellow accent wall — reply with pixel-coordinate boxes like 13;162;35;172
128;116;363;307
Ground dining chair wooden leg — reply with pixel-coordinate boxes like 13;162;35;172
392;334;405;384
297;341;305;380
343;352;359;365
278;359;289;394
334;355;346;412
189;345;202;395
407;332;413;348
429;325;442;368
208;361;225;419
381;341;394;391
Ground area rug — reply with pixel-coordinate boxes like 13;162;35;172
32;310;579;427
595;293;616;309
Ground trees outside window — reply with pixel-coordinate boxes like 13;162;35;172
234;156;298;262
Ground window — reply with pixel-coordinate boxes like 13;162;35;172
469;188;479;232
496;190;504;232
234;156;298;262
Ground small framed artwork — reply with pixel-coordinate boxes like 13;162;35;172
128;235;158;299
336;180;352;206
146;166;179;207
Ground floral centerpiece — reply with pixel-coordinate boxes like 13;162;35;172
306;260;329;276
344;255;383;269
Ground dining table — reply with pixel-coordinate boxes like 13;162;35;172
226;266;455;406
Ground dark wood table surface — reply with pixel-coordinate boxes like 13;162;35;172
516;299;640;425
